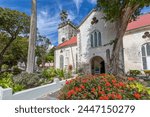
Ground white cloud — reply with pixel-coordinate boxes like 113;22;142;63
88;0;97;4
73;0;83;13
37;8;77;45
37;9;60;44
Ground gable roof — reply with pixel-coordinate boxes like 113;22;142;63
57;36;77;48
127;13;150;31
56;13;150;48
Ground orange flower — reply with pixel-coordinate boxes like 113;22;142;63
134;92;141;99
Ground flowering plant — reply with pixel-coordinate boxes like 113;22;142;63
58;74;150;100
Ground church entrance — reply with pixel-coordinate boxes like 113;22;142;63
91;56;105;75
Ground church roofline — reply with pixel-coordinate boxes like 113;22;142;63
77;8;97;29
58;19;77;29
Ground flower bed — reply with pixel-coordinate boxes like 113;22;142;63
58;74;150;100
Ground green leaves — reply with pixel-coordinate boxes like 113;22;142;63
97;0;150;22
0;7;30;37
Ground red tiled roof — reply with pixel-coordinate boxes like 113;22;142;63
127;13;150;31
57;36;77;48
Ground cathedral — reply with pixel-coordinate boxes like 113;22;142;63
54;9;150;74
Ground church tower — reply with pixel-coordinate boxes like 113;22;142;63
58;10;77;44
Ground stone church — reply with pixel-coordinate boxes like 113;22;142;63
54;9;150;74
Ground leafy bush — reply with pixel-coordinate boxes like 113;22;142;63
55;69;65;80
144;70;150;76
12;66;22;75
13;72;46;89
129;70;141;76
42;68;56;80
59;74;150;100
1;64;9;71
0;72;25;92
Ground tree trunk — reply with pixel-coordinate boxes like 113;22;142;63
110;6;140;76
26;0;37;73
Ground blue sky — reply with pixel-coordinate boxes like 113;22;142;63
0;0;150;45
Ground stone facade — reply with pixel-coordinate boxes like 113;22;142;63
55;9;150;74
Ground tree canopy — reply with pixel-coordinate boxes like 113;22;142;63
0;7;30;70
97;0;150;22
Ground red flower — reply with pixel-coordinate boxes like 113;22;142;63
91;88;96;92
80;85;85;89
75;87;79;92
119;82;125;87
105;82;111;87
99;96;109;100
84;93;87;97
112;79;116;83
116;94;122;100
128;77;135;81
134;92;141;99
67;90;76;98
98;86;101;90
98;91;105;95
66;80;69;85
82;79;87;83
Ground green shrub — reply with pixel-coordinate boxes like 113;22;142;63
12;66;22;75
13;72;46;89
1;64;9;71
55;69;65;80
59;74;150;100
0;72;25;93
144;70;150;76
42;68;56;80
129;70;141;76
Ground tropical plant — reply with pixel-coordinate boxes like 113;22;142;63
42;68;56;80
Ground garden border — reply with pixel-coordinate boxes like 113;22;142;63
0;78;70;100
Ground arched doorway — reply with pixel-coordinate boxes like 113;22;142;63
91;56;105;75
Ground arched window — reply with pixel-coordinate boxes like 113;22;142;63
91;34;94;47
106;49;110;64
60;55;64;69
94;32;97;47
98;32;102;46
141;43;150;70
90;30;102;48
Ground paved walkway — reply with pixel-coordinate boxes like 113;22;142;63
36;90;60;100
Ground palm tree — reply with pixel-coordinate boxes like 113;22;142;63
26;0;37;73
